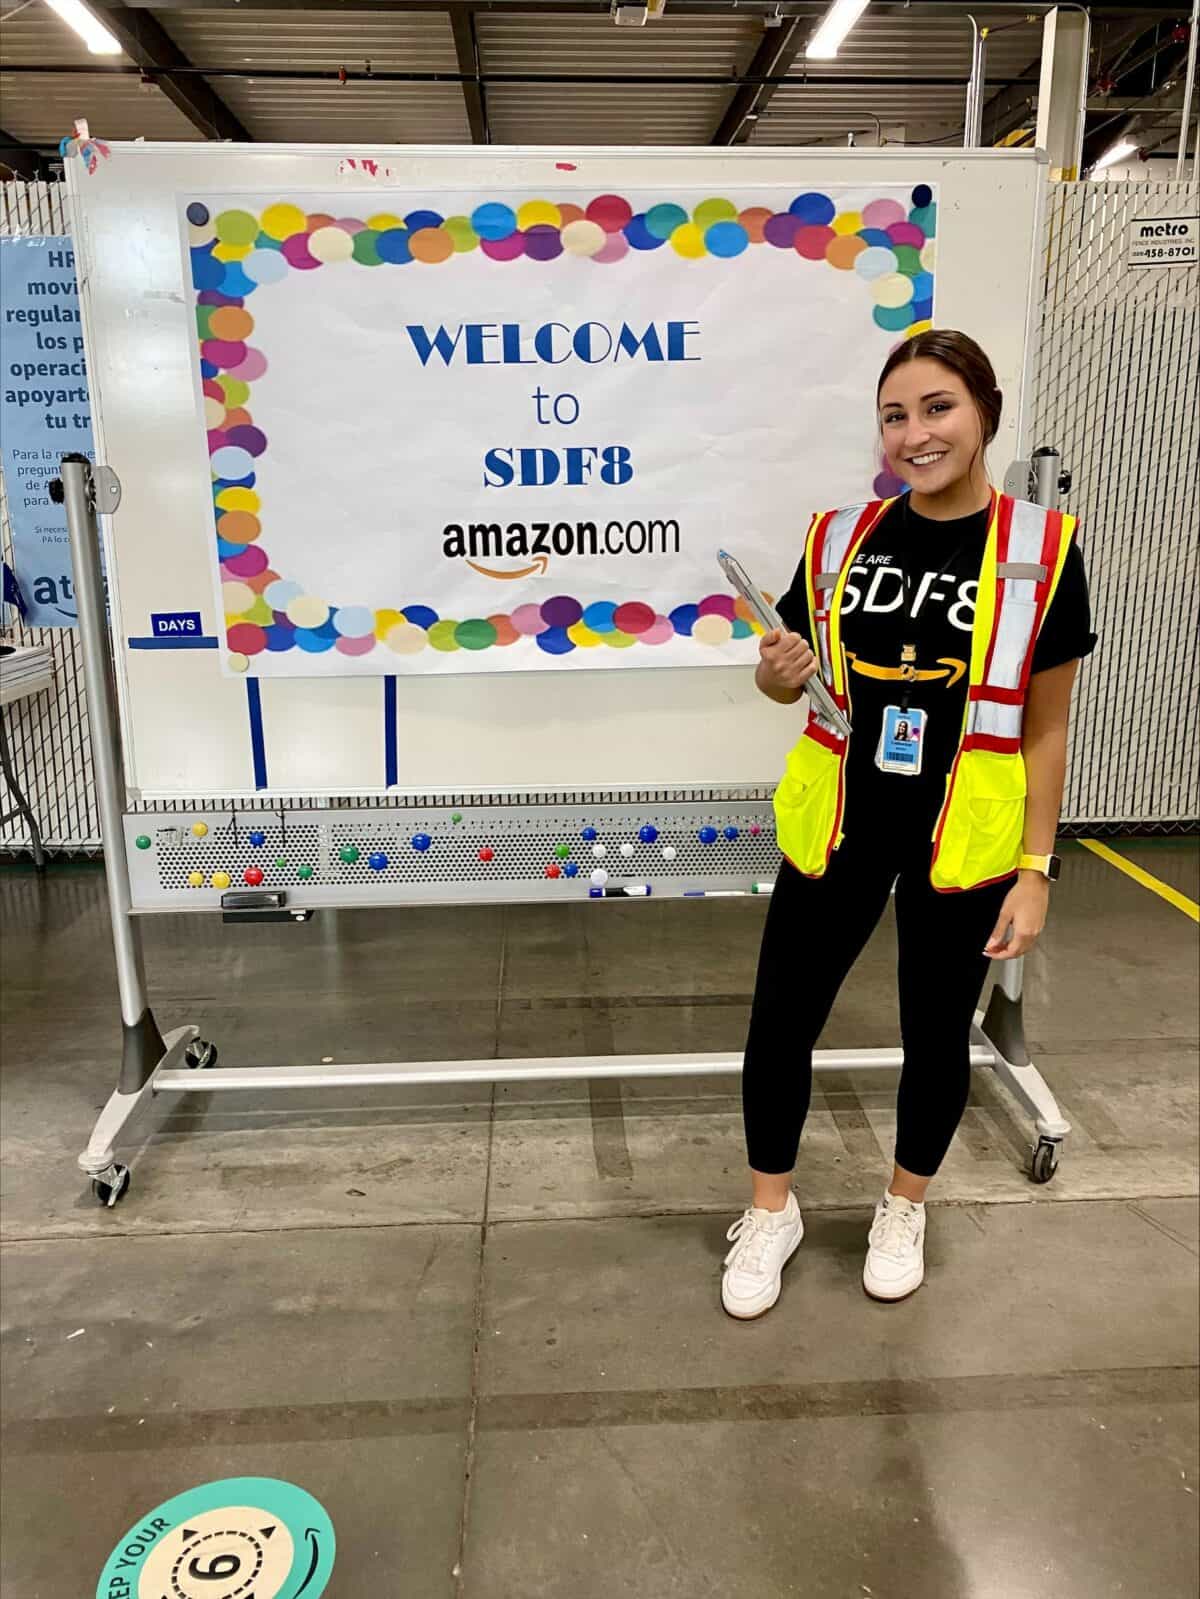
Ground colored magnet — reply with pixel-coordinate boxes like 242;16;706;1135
555;843;571;859
297;864;314;880
479;847;495;863
581;826;598;841
192;822;209;838
639;825;659;843
340;845;360;864
724;826;739;841
563;861;580;878
452;812;464;823
698;827;718;844
412;833;432;852
244;866;264;886
275;856;288;869
369;851;388;871
749;824;762;837
135;835;151;851
187;871;204;888
249;829;266;847
210;871;231;888
545;863;561;878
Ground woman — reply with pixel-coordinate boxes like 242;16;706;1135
722;329;1095;1318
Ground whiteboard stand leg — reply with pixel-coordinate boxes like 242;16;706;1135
56;457;205;1195
977;955;1070;1182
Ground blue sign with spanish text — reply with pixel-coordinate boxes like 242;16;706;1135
0;235;94;625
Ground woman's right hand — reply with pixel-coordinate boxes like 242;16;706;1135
757;629;819;693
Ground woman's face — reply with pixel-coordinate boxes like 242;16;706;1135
878;358;986;497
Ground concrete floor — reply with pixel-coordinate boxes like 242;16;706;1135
1;839;1197;1598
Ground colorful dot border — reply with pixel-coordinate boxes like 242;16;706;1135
186;186;937;670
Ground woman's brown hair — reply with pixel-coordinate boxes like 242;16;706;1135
876;329;1003;446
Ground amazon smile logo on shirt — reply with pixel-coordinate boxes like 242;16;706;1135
845;651;967;687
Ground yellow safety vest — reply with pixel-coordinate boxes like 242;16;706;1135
773;489;1077;892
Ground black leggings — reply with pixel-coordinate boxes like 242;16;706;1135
743;839;1013;1178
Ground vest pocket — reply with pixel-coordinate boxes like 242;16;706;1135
773;731;842;876
933;749;1027;889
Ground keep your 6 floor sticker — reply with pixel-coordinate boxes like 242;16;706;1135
97;1478;335;1599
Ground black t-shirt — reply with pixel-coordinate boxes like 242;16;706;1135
777;498;1097;838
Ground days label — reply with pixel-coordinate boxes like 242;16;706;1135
1128;215;1198;269
150;611;203;637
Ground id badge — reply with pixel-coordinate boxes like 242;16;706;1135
876;705;926;775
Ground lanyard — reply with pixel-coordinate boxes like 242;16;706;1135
896;496;988;711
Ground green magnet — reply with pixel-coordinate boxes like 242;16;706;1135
297;864;314;880
339;846;360;864
555;844;570;859
451;812;463;823
275;856;288;870
135;835;151;850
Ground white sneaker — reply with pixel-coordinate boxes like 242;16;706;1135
863;1190;926;1301
721;1192;804;1320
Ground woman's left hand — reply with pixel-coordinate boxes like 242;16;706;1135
983;873;1051;960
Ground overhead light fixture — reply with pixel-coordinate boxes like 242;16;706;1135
43;0;122;55
806;0;871;61
1092;137;1137;174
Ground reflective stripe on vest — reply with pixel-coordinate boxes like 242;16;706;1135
963;495;1076;753
806;499;893;724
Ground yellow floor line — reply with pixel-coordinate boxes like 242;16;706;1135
1080;840;1200;924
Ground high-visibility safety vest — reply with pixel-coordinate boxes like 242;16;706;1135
773;490;1078;892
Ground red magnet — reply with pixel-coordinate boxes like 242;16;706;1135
244;866;264;886
478;847;495;863
544;863;561;878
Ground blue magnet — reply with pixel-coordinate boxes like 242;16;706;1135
248;829;266;847
698;826;718;844
563;861;580;877
412;833;432;852
581;826;598;841
724;826;739;841
369;851;388;871
638;824;659;844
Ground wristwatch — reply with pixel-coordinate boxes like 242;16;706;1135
1019;853;1061;881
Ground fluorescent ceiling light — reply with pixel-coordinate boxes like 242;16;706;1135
806;0;871;60
1092;137;1137;173
43;0;122;55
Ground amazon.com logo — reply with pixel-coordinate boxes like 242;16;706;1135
443;517;680;581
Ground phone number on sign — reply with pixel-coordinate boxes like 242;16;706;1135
1133;244;1197;262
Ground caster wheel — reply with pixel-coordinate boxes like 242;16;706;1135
185;1039;218;1070
91;1165;130;1207
1030;1138;1060;1184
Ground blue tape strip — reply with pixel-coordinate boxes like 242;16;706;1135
384;676;398;787
128;636;219;650
246;678;267;791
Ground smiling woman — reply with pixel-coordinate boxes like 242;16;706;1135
722;327;1097;1321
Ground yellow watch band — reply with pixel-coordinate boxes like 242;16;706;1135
1019;854;1052;876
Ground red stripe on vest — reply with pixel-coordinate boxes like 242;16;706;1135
970;685;1025;706
804;719;846;753
961;733;1022;754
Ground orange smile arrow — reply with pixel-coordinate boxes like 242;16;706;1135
846;652;966;687
466;554;550;581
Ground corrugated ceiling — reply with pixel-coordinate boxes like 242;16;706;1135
0;2;1060;151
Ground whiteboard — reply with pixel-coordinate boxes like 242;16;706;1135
66;144;1046;800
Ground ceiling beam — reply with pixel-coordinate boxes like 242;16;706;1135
712;16;806;145
67;0;1190;13
448;7;488;144
88;2;253;141
979;11;1151;147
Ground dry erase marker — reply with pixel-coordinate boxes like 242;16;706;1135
683;889;748;898
589;884;653;898
751;881;775;894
